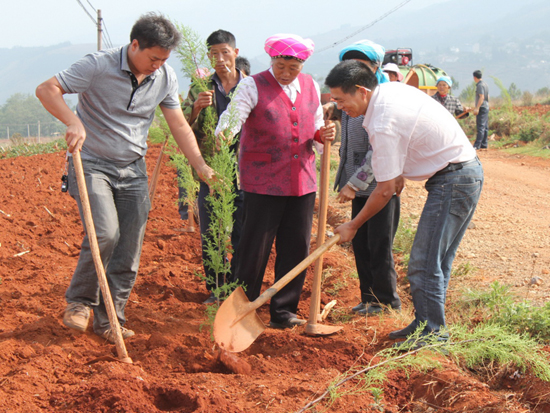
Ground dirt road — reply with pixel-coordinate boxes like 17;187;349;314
400;149;550;304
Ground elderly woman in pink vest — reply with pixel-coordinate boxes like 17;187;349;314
217;34;335;329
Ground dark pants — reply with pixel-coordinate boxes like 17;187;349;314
474;106;489;149
198;181;244;291
232;191;315;323
352;195;401;309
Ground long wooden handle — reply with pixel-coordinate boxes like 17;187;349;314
247;233;341;313
308;140;332;324
73;151;131;363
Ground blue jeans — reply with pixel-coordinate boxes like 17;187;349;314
474;106;489;149
406;158;483;336
67;157;151;334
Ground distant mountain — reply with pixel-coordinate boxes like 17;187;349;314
1;0;548;105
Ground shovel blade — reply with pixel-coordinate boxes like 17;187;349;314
213;287;266;353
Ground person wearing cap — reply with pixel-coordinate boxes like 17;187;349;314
217;33;335;329
324;39;401;317
432;76;469;118
382;63;403;82
325;60;483;349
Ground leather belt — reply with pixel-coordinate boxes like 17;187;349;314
435;157;478;176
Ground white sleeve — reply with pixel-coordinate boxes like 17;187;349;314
215;76;258;136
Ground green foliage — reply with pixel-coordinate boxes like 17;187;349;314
393;215;417;272
490;76;512;110
450;76;459;91
449;323;550;381
508;82;522;100
488;107;519;137
0;93;68;139
460;281;550;342
174;23;242;306
0;138;67;159
522;91;534;106
451;261;477;279
459;81;476;104
535;87;550;98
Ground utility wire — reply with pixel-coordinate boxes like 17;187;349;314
75;0;97;26
316;0;414;53
85;0;97;12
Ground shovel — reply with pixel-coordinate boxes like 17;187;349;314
73;151;132;364
305;138;343;336
214;233;341;353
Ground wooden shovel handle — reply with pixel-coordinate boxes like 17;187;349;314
73;151;132;363
308;140;332;323
248;234;341;312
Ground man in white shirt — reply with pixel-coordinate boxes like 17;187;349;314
325;59;483;348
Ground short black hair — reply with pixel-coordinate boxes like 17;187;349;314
130;12;182;50
235;56;250;76
325;60;378;94
206;30;236;48
473;70;483;79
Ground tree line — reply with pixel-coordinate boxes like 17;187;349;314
0;93;72;140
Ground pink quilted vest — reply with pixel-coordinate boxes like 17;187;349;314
239;70;318;196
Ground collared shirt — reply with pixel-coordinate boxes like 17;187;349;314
432;92;465;117
475;80;490;109
363;82;476;182
215;67;324;137
211;70;244;118
56;45;180;166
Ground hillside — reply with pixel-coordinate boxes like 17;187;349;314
1;0;549;105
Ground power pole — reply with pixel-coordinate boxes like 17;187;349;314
97;9;102;51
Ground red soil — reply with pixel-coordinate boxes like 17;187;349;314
1;144;549;412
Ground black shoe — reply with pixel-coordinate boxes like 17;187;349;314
388;322;418;340
351;302;367;313
203;292;217;304
357;305;401;316
269;317;307;329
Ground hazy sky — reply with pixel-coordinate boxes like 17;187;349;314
4;0;447;58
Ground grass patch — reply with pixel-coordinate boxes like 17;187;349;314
451;261;477;279
0;139;67;159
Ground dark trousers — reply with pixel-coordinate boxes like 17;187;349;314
351;194;401;309
474;106;489;149
198;181;244;291
232;191;315;323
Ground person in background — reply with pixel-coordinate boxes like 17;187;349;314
325;39;401;316
325;60;483;349
217;34;336;329
35;13;215;343
432;76;469;118
473;70;489;150
382;63;403;82
235;56;251;77
181;29;245;304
